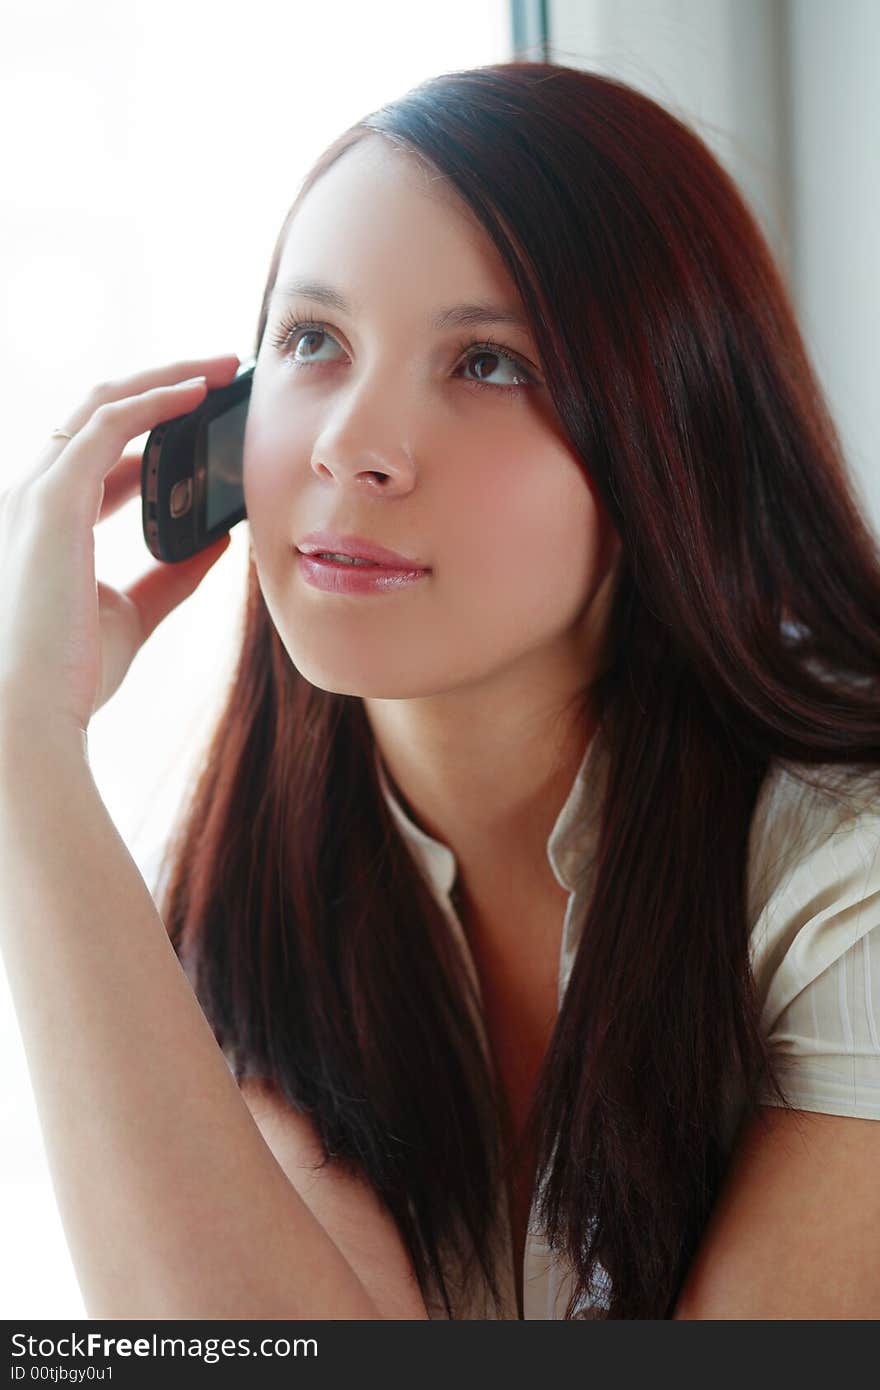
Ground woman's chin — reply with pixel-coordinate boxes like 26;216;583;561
288;658;424;700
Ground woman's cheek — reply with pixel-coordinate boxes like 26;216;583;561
449;446;579;582
244;439;306;545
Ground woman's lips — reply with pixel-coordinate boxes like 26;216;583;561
296;551;432;595
297;532;429;568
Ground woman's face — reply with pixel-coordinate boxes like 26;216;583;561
244;135;618;700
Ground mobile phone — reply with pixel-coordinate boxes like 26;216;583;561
142;355;255;563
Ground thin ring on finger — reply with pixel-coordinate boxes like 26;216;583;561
49;428;76;441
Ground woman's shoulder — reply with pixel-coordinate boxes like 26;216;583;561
745;754;880;1120
746;754;880;929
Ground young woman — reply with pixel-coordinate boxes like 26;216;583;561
2;61;879;1322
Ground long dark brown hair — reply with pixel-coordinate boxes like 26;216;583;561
158;62;880;1318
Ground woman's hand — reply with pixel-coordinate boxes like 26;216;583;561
0;354;241;739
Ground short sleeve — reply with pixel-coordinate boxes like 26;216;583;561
754;803;880;1119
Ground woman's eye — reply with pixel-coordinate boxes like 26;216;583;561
287;325;339;364
458;349;533;389
268;315;537;392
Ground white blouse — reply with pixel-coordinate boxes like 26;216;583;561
373;728;880;1319
138;730;880;1319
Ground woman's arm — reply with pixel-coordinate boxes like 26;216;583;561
239;1078;429;1319
673;1104;880;1318
0;721;385;1319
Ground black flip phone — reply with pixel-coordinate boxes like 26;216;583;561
142;355;255;563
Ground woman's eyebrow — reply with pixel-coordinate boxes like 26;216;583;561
270;276;531;333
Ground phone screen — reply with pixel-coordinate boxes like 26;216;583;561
205;395;248;532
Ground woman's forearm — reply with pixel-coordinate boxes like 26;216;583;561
0;722;382;1319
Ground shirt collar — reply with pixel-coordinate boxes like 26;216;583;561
374;724;607;902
